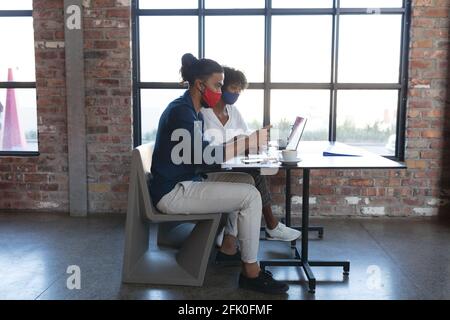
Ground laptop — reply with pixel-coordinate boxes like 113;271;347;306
241;116;307;164
285;116;307;150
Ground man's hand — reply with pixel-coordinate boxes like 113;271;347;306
223;126;272;161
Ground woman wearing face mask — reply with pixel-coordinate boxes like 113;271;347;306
201;67;302;244
149;53;288;295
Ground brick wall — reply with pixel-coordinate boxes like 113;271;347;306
408;0;449;218
83;0;132;213
0;0;449;217
268;0;450;218
0;0;132;214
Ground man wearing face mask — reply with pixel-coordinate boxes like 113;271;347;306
201;67;302;253
149;54;289;294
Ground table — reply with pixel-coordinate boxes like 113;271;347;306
222;141;406;293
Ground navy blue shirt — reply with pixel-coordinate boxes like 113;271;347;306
149;90;221;206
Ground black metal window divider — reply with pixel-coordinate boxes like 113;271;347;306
132;0;411;161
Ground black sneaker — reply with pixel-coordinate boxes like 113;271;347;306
215;250;241;266
239;270;289;294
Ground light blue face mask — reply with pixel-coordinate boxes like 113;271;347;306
221;91;240;105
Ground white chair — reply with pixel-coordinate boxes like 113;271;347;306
122;144;222;286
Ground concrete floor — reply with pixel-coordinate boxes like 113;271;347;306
0;213;450;300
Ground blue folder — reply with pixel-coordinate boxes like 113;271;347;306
323;151;362;157
323;144;363;157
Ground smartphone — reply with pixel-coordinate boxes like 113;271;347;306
241;158;264;164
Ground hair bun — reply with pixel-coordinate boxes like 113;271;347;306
181;53;198;68
180;53;223;85
180;53;199;84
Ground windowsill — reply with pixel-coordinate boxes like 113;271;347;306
0;151;40;157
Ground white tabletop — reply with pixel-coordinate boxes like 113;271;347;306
221;141;406;170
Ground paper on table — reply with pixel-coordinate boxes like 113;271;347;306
246;154;278;163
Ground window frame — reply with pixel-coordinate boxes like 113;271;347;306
132;0;411;161
0;7;38;156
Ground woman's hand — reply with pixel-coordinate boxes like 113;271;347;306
248;126;271;153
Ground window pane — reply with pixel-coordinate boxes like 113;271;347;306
0;88;38;152
272;16;332;83
139;0;197;9
205;16;264;82
336;90;398;156
234;89;263;131
139;17;198;82
340;0;403;8
206;0;264;9
0;17;36;82
141;89;186;144
272;0;332;8
338;15;402;83
0;1;32;10
271;90;329;141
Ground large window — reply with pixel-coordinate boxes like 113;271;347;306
0;1;38;155
133;0;410;159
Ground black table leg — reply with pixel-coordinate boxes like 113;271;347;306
260;168;324;239
282;168;324;238
308;226;324;239
285;168;291;227
301;169;309;260
301;169;316;293
260;168;350;294
285;169;297;251
309;261;350;276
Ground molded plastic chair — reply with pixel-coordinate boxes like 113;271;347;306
122;144;222;286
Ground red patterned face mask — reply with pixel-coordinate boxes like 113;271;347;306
200;84;222;108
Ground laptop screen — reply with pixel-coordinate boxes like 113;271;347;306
286;116;307;150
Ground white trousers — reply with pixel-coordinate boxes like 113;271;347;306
156;172;262;263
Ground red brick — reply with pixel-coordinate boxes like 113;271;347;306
423;8;449;17
24;174;49;183
93;40;118;49
422;109;444;117
411;59;433;69
408;120;430;128
33;0;64;9
412;17;435;27
412;39;433;48
414;0;433;6
408;99;433;109
421;129;443;138
405;160;428;169
420;151;441;159
91;0;116;7
106;9;130;18
39;184;59;191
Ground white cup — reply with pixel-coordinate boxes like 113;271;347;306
281;149;298;162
